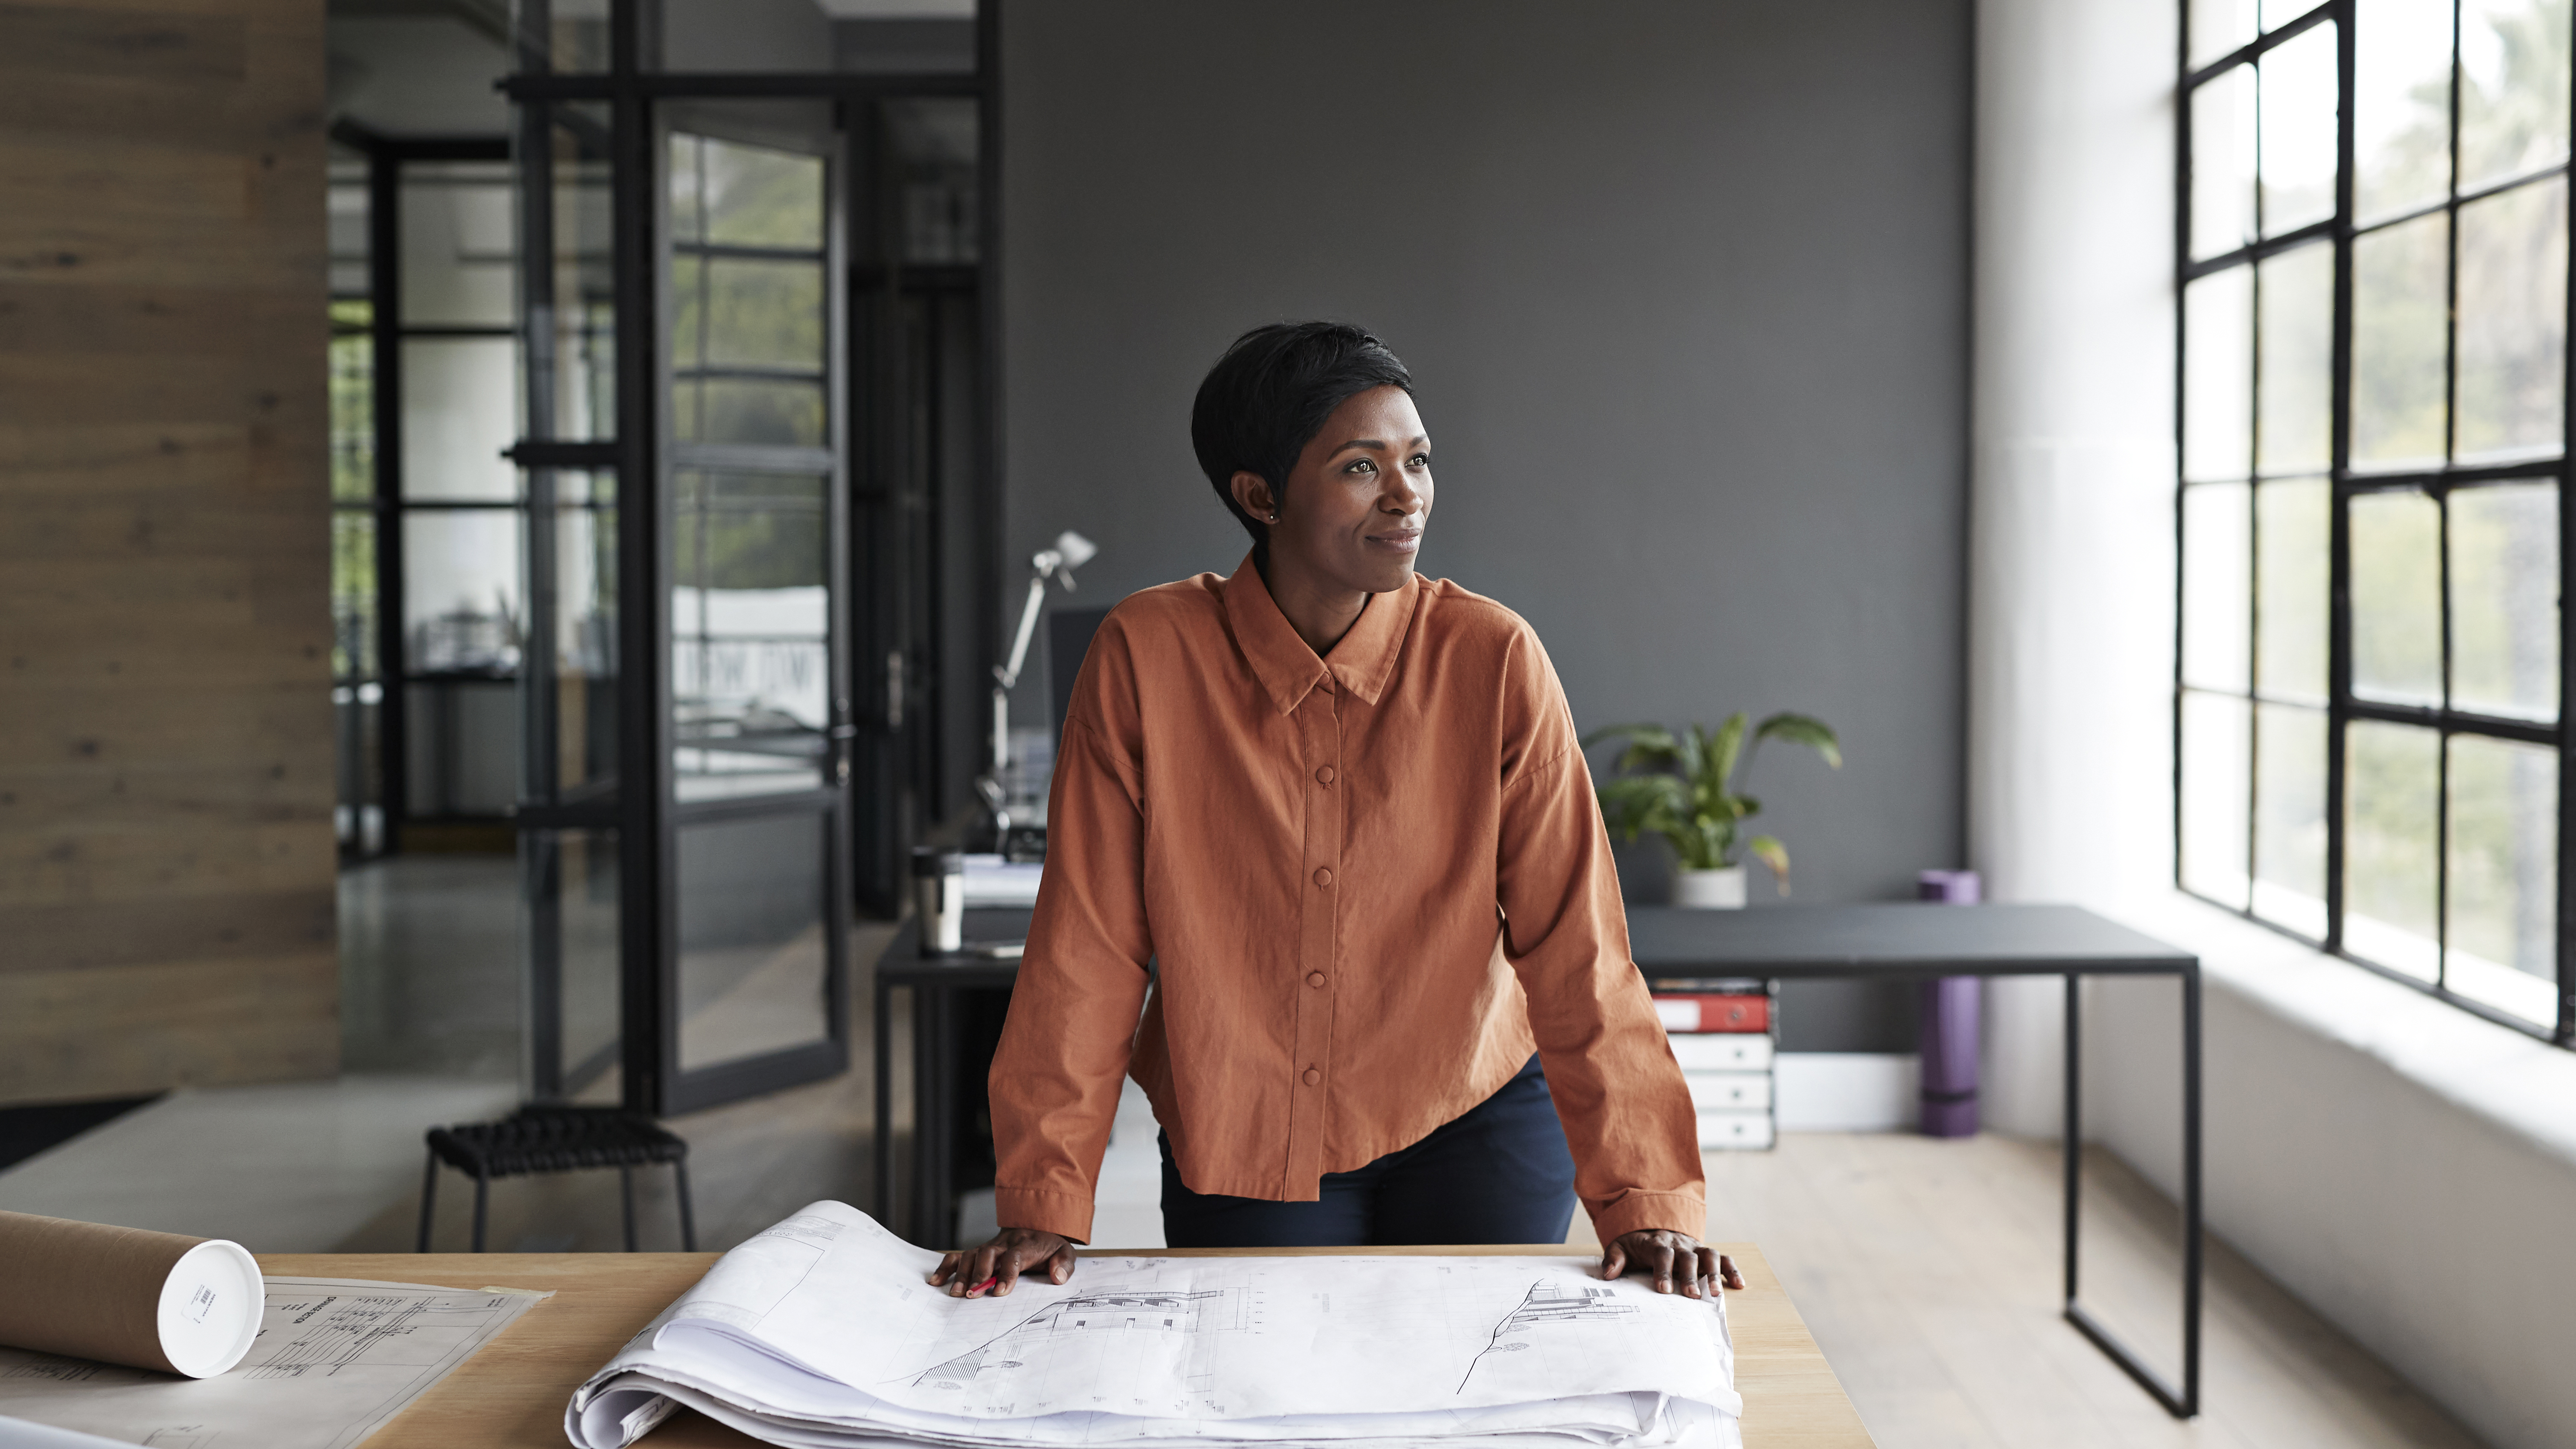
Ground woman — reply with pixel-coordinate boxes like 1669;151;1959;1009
930;322;1738;1300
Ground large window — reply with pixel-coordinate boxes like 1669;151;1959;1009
2177;0;2573;1039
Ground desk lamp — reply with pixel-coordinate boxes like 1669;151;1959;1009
977;530;1097;845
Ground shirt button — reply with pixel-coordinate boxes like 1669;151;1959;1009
1302;1067;1321;1086
1315;765;1336;785
1306;972;1326;988
1313;867;1334;887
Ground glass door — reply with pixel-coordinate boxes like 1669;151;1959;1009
659;105;853;1109
509;42;855;1116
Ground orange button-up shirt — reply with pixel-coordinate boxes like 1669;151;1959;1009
988;555;1705;1245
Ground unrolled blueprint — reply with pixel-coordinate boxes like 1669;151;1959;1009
0;1278;542;1449
568;1201;1740;1449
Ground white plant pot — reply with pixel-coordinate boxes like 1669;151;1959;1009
1673;866;1748;909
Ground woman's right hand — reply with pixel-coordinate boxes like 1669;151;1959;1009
927;1227;1077;1298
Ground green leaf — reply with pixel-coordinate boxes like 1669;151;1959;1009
1708;712;1748;794
1745;834;1791;893
1753;712;1842;770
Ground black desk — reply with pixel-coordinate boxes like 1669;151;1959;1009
870;900;2202;1419
872;908;1029;1249
1631;902;2202;1419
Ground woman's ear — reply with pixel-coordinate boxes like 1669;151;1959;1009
1230;470;1277;523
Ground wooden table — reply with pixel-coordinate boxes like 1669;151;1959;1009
262;1243;1872;1447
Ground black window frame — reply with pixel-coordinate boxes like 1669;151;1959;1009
2174;0;2576;1045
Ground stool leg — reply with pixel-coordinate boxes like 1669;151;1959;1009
672;1160;696;1252
416;1153;438;1253
472;1173;489;1253
620;1166;637;1252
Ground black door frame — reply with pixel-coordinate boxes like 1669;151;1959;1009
503;0;997;1116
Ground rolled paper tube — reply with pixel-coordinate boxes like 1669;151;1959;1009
0;1211;262;1379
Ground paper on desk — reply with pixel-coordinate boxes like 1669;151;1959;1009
0;1277;543;1449
567;1201;1740;1449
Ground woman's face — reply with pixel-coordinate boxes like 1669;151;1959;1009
1232;384;1433;596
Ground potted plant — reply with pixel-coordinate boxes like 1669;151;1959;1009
1584;712;1842;907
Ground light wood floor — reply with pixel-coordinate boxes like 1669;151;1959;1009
1691;1133;2484;1449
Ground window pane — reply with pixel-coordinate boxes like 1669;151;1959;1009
523;827;622;1097
889;98;982;265
402;337;520;502
2183;691;2254;907
2458;0;2573;192
704;137;825;249
400;166;514;330
2257;242;2333;474
704;257;825;371
2192;0;2260;68
330;302;374;503
2185;268;2255;480
2192;67;2259;260
2351;488;2444;705
2455;176;2568;462
671;252;704;368
672;473;829;800
404;507;523;675
2184;482;2252;691
2259;22;2340;238
2350;212;2451;470
2344;720;2442;981
329;169;369;298
2451;481;2562;720
2446;734;2560;1026
2261;0;2323;27
333;510;377;680
544;106;616;443
534;476;620;797
2354;0;2456;222
2256;477;2329;702
676;813;829;1073
2254;702;2330;937
674;378;827;449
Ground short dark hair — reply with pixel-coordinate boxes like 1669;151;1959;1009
1190;321;1413;552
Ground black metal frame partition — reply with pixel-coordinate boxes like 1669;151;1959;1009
501;1;997;1117
328;123;516;860
2173;0;2576;1045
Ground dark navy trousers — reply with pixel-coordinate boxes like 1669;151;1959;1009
1158;1053;1579;1248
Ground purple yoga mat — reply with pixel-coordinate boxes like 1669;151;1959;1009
1917;870;1980;1137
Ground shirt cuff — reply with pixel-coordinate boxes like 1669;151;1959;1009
994;1186;1096;1245
1585;1190;1708;1244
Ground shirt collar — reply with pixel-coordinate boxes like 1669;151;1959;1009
1223;552;1418;714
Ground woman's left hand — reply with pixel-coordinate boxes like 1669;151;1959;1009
1599;1230;1744;1298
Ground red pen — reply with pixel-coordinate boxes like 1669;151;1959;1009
970;1275;1000;1294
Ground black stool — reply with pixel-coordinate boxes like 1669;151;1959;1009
417;1105;697;1253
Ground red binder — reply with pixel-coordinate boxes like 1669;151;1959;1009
1652;993;1769;1033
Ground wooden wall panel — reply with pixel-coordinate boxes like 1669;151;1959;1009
0;0;336;1105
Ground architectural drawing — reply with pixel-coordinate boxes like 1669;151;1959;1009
1457;1282;1641;1392
569;1201;1743;1449
916;1287;1248;1385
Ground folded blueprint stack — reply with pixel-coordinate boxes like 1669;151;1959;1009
567;1201;1743;1449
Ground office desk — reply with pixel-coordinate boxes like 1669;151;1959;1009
255;1244;1870;1448
872;907;1030;1245
1628;902;2201;1419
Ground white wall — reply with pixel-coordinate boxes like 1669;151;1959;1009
1973;4;2576;1446
1969;0;2181;1137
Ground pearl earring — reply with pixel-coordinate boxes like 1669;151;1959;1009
1267;512;1278;522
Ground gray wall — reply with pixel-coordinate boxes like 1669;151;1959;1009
999;0;1970;1050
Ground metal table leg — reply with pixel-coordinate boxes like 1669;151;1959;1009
2060;964;2203;1419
